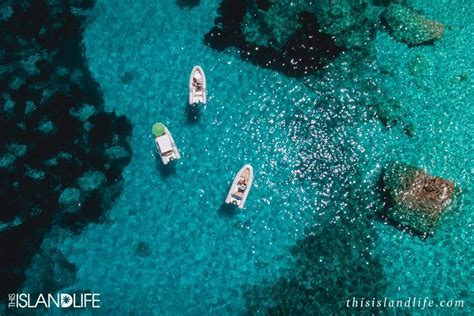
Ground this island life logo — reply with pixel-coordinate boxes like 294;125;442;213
8;293;100;309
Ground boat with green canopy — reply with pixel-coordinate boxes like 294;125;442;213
152;123;181;165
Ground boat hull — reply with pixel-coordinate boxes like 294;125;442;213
155;127;181;165
225;164;253;209
189;66;207;105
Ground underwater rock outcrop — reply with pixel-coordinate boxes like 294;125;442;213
384;3;444;45
242;0;377;50
205;0;345;76
207;0;433;76
308;0;379;49
367;92;415;136
381;162;456;235
136;241;152;257
58;187;84;214
0;0;132;298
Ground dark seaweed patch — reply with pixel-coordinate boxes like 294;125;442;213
0;0;132;299
204;1;343;77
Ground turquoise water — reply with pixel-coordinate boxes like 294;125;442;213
24;0;472;314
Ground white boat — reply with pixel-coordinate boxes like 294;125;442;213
225;164;253;209
189;66;207;105
153;123;181;165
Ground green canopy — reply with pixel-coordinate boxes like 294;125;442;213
152;123;166;137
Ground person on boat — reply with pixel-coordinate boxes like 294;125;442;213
193;78;202;91
237;177;247;191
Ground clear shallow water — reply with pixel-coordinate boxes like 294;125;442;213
371;0;474;305
26;0;472;314
52;1;324;314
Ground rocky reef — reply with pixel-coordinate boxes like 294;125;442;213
242;0;379;50
207;0;360;49
384;3;445;46
366;89;415;136
380;162;456;235
0;0;131;297
205;0;445;74
204;0;345;76
205;0;430;134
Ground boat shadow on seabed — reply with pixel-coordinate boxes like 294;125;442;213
185;102;201;124
217;202;238;218
154;153;177;178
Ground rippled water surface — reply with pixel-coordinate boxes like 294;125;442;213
32;0;472;314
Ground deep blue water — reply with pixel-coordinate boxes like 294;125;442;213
11;0;473;314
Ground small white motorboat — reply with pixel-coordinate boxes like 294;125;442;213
189;65;207;105
152;123;181;165
225;164;253;209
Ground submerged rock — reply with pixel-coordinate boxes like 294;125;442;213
382;162;456;234
372;98;403;128
105;145;131;170
58;187;83;213
6;143;27;157
3;95;15;117
0;217;23;233
24;101;37;116
69;103;96;122
25;166;46;181
314;0;377;49
0;153;16;170
242;1;301;49
38;119;56;135
384;4;444;45
105;145;130;161
136;241;152;257
77;170;107;192
241;0;375;50
0;4;13;22
120;71;134;84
